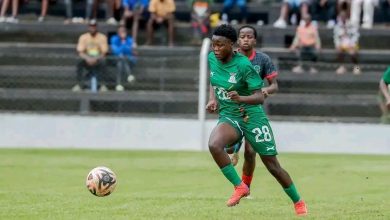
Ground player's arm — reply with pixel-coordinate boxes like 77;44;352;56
262;55;279;98
379;78;390;108
228;63;264;104
263;77;279;98
206;83;218;113
228;89;264;105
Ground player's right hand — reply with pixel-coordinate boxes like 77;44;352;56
206;100;218;113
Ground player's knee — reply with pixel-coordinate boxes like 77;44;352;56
208;140;223;153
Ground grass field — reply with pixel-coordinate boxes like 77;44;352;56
1;149;389;220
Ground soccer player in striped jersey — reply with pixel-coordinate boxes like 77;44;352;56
206;24;307;215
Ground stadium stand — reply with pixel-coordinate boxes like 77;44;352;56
0;0;389;123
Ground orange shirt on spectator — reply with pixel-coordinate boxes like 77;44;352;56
148;0;176;17
293;24;321;47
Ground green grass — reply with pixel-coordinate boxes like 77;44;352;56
1;149;389;220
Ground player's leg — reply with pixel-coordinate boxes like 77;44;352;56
225;139;242;166
208;120;249;206
243;116;307;216
260;155;307;216
242;141;256;189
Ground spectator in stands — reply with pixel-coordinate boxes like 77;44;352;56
145;0;176;47
110;26;137;91
62;0;103;24
106;0;121;25
220;0;246;24
189;0;212;45
350;0;378;29
334;11;360;75
73;20;109;92
338;0;351;17
121;0;149;47
0;0;19;23
289;14;321;74
380;0;390;25
310;0;337;28
379;66;390;124
38;0;50;22
86;0;120;25
273;0;311;28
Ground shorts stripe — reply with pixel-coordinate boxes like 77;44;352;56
225;117;244;136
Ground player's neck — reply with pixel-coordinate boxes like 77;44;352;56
239;49;255;60
219;52;234;64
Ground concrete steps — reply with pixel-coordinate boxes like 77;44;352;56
0;43;384;121
1;21;390;49
0;88;380;117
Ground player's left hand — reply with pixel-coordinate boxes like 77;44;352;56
228;91;241;102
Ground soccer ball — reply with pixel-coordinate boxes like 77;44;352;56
86;166;117;197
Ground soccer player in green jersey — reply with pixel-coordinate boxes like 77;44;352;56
227;25;280;193
379;66;390;124
206;24;307;216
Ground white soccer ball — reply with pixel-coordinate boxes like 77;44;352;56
86;166;117;197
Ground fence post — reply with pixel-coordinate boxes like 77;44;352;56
198;38;210;151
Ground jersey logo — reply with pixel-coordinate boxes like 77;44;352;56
228;73;237;84
210;71;214;77
254;65;261;74
266;146;275;151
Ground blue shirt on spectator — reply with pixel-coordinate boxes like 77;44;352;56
122;0;149;9
110;35;136;62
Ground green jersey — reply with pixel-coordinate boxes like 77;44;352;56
383;66;390;84
208;52;266;118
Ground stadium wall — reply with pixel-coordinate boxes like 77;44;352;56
0;113;389;154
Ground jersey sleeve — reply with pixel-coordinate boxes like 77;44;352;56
243;62;263;91
262;53;278;80
383;67;390;84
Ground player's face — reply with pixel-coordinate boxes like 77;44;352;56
211;35;233;62
238;27;256;51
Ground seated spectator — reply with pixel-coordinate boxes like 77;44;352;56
380;0;390;25
273;0;310;28
63;0;91;24
221;0;246;24
38;0;48;22
334;11;360;75
289;14;321;74
110;26;137;91
350;0;378;29
145;0;176;47
73;20;109;92
337;0;351;17
0;0;19;23
310;0;337;28
106;0;121;25
379;66;390;124
86;0;120;25
121;0;149;47
189;0;212;45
